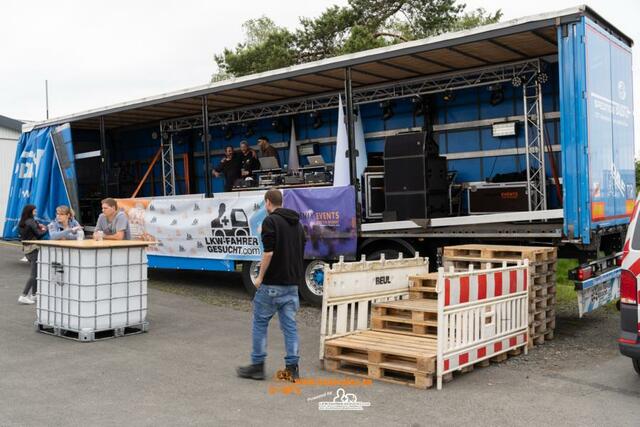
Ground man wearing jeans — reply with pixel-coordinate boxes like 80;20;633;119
237;188;306;381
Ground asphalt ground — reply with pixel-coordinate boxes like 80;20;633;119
0;241;638;426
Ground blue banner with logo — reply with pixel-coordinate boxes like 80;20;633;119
2;126;71;239
283;185;357;260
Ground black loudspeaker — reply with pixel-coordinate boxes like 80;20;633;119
383;132;449;220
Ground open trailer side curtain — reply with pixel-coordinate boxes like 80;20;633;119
2;124;74;239
50;124;80;223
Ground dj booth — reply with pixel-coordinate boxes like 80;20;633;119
232;155;333;191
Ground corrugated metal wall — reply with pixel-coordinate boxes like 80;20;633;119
0;127;20;229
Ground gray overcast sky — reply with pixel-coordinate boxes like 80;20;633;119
1;0;639;149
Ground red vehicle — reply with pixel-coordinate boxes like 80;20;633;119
619;198;640;374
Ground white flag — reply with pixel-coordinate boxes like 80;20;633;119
288;119;300;173
333;95;350;187
354;107;368;181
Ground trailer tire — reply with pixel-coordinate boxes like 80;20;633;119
365;248;409;261
299;260;326;307
241;261;260;297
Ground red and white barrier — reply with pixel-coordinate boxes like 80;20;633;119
436;261;529;389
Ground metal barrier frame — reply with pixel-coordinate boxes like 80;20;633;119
436;261;529;389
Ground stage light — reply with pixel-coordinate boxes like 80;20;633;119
221;125;233;140
442;90;455;103
489;84;504;106
492;122;517;137
309;111;323;129
379;100;394;121
242;122;255;137
271;118;286;133
412;96;424;116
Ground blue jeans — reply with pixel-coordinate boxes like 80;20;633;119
251;285;300;366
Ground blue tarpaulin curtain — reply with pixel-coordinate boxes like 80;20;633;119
2;125;75;239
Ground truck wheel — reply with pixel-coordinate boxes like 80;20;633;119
241;261;260;297
365;249;404;261
299;260;326;306
633;358;640;376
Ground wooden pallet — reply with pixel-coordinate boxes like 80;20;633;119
35;322;148;342
408;273;438;300
443;245;558;349
441;344;523;384
443;244;556;263
324;330;437;389
371;299;438;337
533;272;556;287
441;258;520;271
442;256;555;275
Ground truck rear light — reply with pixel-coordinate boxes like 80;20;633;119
592;202;605;220
620;269;638;304
626;199;635;216
618;337;637;345
576;266;593;281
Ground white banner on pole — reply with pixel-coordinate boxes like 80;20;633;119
333;95;350;187
288;119;300;173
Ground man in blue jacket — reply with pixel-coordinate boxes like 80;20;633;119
237;188;306;381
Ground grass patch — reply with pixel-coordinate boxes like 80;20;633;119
556;258;578;306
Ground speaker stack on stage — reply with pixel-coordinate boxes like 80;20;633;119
383;132;448;221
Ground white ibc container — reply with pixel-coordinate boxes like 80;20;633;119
36;241;149;333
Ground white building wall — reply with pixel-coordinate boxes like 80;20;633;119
0;127;20;231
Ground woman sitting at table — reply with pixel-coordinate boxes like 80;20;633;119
48;205;82;240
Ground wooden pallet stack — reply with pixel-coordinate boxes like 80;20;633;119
442;244;557;346
323;330;437;389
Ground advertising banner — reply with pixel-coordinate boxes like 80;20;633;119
283;186;357;259
117;194;267;261
116;186;357;263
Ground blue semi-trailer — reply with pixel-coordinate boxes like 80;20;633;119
3;6;635;304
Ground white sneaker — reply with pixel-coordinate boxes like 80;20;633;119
18;295;35;305
29;294;37;303
19;256;28;263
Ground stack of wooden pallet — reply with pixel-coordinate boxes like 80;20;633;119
323;330;437;389
442;244;557;346
324;295;439;389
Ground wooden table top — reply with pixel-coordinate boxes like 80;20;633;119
22;240;156;249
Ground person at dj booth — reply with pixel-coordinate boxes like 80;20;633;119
239;140;261;179
257;136;280;168
213;145;242;192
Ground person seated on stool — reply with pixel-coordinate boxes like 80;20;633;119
94;198;131;240
48;205;82;240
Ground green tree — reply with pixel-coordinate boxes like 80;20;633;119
635;160;640;191
212;1;502;80
213;17;296;79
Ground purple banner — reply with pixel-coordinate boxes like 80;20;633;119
283;186;357;260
